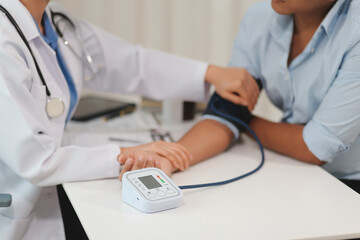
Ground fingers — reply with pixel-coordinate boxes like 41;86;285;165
142;141;191;171
167;143;192;169
221;91;248;106
118;141;192;174
155;158;161;170
118;154;155;181
213;68;261;110
145;158;155;168
162;147;184;170
118;153;127;165
155;142;192;171
118;150;176;181
244;75;260;110
234;82;258;111
151;145;181;170
229;82;260;111
158;143;185;170
131;155;144;171
118;156;157;181
119;158;133;181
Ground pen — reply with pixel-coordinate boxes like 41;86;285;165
163;132;174;142
150;129;174;142
151;134;163;142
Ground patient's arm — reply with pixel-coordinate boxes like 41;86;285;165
247;116;324;165
117;119;234;177
177;119;234;167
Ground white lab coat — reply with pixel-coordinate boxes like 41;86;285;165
0;0;209;239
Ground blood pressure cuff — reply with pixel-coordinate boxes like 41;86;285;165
203;79;262;132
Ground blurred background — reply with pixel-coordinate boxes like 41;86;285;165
54;0;282;122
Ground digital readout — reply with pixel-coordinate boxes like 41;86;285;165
138;175;162;189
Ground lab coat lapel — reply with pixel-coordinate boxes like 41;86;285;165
0;0;39;42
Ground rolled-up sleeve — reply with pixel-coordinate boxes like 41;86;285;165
303;41;360;162
202;114;240;140
303;120;350;162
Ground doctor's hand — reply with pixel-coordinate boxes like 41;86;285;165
120;141;192;171
205;65;260;111
118;150;175;180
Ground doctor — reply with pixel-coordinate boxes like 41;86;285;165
0;0;261;239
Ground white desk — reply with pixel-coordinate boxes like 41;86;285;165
63;124;360;240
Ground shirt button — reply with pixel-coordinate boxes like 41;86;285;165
285;74;290;80
310;48;315;53
338;145;345;151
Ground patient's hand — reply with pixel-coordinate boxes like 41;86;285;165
205;65;260;111
118;150;174;181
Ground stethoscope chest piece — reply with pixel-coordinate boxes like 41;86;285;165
46;98;65;118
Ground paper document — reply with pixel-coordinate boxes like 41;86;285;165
62;131;154;148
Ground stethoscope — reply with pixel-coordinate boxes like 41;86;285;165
50;11;101;81
0;5;100;118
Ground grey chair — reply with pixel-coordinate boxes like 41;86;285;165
0;194;12;207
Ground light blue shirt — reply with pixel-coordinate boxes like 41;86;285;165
210;0;360;179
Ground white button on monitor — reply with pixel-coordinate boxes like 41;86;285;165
166;189;175;194
147;193;156;198
157;190;166;197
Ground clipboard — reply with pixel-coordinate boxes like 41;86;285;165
71;96;136;122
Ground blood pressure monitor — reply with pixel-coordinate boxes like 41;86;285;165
122;168;183;213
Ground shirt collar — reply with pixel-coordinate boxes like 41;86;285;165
34;12;59;51
270;0;348;46
271;0;351;39
320;0;348;37
270;13;293;49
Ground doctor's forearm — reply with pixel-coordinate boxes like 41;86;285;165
177;119;233;167
247;116;324;165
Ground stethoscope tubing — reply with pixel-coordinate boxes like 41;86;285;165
0;5;51;96
50;11;98;76
178;99;265;190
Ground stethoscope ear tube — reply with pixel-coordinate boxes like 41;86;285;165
0;5;51;97
50;10;75;38
51;10;101;81
0;5;66;118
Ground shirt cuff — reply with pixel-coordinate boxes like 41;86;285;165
202;114;240;139
198;62;211;101
303;120;350;162
105;144;121;178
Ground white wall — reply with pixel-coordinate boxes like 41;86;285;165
54;0;282;121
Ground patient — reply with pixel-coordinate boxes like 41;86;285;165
119;0;360;193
